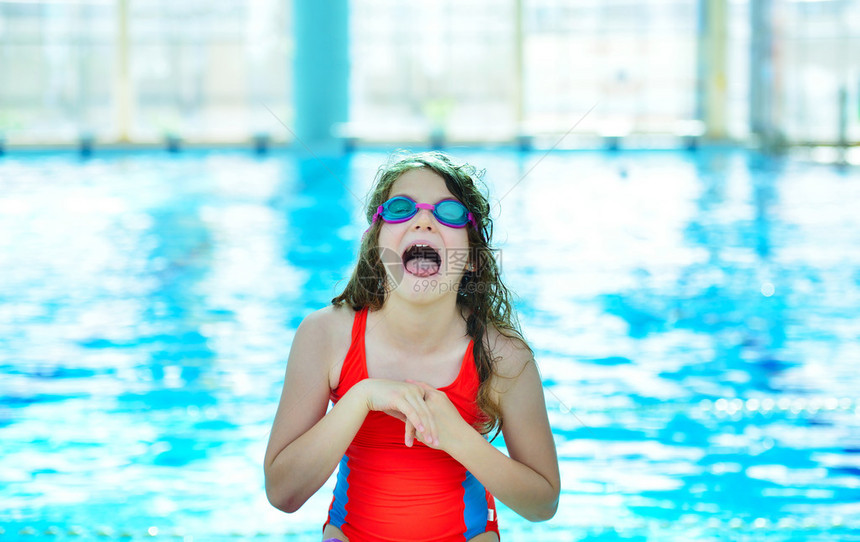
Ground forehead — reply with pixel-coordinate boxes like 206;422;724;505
389;168;453;200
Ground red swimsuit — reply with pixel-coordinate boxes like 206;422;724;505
325;307;500;541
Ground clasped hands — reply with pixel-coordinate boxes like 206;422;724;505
359;378;468;450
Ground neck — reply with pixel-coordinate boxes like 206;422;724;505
375;293;466;353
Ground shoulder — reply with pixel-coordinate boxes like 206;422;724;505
295;304;359;389
482;324;548;423
483;324;535;391
296;304;356;350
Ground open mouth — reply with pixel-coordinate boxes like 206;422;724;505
402;244;442;277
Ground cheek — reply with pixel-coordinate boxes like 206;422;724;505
376;223;403;248
376;225;408;273
442;231;471;271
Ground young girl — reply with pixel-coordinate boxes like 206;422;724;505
264;151;559;541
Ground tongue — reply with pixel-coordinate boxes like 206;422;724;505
406;257;439;277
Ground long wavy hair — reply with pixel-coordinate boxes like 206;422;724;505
331;150;531;438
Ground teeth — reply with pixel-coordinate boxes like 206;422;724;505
406;243;433;253
403;243;441;264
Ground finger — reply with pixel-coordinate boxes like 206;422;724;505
412;387;438;444
398;403;419;431
404;418;415;447
401;382;437;445
396;400;430;446
413;391;439;446
412;383;442;446
400;397;424;433
403;393;433;444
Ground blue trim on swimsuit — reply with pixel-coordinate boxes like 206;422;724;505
462;470;487;539
329;454;350;528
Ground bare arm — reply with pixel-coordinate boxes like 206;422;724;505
264;308;439;513
263;309;359;512
416;339;560;521
453;358;559;521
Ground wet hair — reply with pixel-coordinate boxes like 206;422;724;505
331;150;532;438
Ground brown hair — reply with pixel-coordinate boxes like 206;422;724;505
331;150;532;438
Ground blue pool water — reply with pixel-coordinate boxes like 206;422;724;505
1;147;859;541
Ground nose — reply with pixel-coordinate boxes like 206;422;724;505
412;207;436;231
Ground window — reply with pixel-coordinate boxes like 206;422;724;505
523;0;700;140
776;0;859;144
349;0;701;144
0;0;291;145
349;0;518;143
0;1;116;143
128;0;290;143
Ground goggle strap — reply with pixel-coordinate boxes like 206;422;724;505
363;205;384;239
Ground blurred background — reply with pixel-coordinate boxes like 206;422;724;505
1;1;860;541
0;0;858;151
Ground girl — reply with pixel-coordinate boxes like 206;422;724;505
264;151;559;541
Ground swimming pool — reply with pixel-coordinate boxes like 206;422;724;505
1;147;858;541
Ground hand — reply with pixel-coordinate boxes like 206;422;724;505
406;380;470;452
356;379;438;447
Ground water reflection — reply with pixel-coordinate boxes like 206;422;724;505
512;149;860;538
278;154;358;317
0;149;858;540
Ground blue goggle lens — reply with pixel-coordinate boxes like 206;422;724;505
385;197;416;219
434;200;469;224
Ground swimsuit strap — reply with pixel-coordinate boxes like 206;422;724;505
331;307;370;401
350;305;369;344
332;306;478;406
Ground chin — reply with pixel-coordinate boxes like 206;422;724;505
392;272;460;301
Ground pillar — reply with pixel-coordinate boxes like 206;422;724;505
292;1;349;147
697;0;728;140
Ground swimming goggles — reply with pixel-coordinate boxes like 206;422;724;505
370;196;477;229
